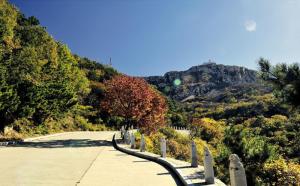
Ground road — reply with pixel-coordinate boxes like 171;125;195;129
0;132;179;186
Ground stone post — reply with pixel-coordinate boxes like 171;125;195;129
131;125;134;130
191;141;198;167
130;133;136;149
229;154;247;186
204;147;215;184
121;126;125;138
123;130;128;143
160;137;166;158
140;134;146;152
125;131;131;145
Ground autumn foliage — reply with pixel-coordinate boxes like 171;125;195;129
101;75;167;134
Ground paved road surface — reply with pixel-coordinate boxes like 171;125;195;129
0;132;179;186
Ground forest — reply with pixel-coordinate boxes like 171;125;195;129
0;0;299;185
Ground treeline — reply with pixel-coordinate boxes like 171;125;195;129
0;0;117;135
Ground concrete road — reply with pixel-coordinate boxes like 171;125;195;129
0;132;179;186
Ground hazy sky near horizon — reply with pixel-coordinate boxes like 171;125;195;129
10;0;300;76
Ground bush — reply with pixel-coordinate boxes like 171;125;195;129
75;115;92;131
262;158;300;185
159;127;178;139
190;117;225;144
214;143;232;183
167;139;190;161
148;132;165;154
144;127;215;165
12;118;37;136
0;126;23;141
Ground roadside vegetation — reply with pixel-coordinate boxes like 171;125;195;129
0;0;116;138
0;1;299;185
131;59;300;185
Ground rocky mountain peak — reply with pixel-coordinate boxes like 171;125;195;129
145;62;266;102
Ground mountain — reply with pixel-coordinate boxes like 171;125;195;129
145;62;270;102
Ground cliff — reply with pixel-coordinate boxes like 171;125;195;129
145;62;269;102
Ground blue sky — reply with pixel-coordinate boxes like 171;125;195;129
10;0;300;76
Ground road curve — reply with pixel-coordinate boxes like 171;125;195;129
0;131;179;186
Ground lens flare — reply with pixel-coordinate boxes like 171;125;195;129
173;79;181;86
164;86;171;93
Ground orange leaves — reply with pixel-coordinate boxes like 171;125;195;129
101;75;167;134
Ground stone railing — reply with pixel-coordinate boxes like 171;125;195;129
119;126;247;186
170;126;188;130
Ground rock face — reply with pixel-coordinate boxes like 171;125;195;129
145;62;267;102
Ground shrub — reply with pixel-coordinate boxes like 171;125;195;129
159;127;178;139
262;158;300;185
214;143;232;183
190;117;225;144
148;132;165;154
12;118;36;136
167;139;190;161
74;115;92;131
145;136;154;152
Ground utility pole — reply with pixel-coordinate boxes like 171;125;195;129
109;57;112;66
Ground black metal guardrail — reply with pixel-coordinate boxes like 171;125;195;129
112;134;187;186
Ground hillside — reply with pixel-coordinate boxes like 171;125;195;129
0;0;118;134
145;62;270;102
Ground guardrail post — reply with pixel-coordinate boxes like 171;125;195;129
123;130;127;143
229;154;247;186
204;146;215;184
140;134;145;152
121;126;125;138
191;141;198;167
130;133;136;149
160;137;166;158
125;131;130;145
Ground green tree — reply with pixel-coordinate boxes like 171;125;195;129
0;0;90;130
259;58;300;107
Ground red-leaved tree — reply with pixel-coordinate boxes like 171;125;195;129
101;75;167;134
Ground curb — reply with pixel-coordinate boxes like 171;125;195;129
23;132;77;142
112;134;188;186
0;132;77;146
1;131;115;146
0;141;19;146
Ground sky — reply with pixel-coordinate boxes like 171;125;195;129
10;0;300;76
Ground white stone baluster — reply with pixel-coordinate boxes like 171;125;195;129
140;134;145;152
229;154;247;186
130;133;136;149
125;131;130;145
191;141;198;167
121;126;125;138
160;137;166;158
204;147;215;184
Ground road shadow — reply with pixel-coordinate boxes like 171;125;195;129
133;160;150;163
157;172;170;176
8;139;112;148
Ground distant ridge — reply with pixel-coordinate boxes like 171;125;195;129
145;62;269;102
